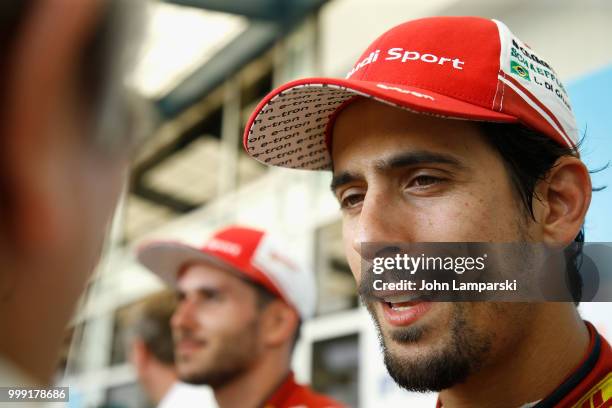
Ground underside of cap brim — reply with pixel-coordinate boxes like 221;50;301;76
243;77;518;170
137;242;242;287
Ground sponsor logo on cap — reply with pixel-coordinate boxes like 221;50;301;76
376;83;435;100
204;239;242;256
346;48;465;79
268;251;299;273
510;59;531;81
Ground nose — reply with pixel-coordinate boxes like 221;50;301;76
352;193;410;260
171;298;197;331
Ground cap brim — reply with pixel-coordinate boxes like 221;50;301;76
137;242;242;287
243;77;518;170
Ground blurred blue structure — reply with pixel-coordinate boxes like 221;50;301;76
569;65;612;241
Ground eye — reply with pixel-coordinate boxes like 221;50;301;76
193;288;223;304
201;291;220;301
339;190;365;210
410;175;443;188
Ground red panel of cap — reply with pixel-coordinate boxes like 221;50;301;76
199;226;285;299
350;16;501;109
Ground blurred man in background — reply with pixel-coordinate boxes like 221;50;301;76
0;0;144;387
138;226;344;408
124;290;213;407
244;16;611;408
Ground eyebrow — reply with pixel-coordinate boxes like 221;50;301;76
376;150;466;172
330;171;362;193
330;150;466;193
177;286;222;300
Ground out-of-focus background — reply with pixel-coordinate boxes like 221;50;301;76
60;0;612;406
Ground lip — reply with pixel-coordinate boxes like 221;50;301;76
381;300;432;326
176;339;205;353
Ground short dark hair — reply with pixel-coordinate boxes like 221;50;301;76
246;280;302;350
124;290;177;365
480;123;596;304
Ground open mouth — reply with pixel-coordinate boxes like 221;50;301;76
380;294;433;326
176;339;206;353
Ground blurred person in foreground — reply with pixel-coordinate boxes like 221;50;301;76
123;290;214;408
137;226;344;408
243;17;611;407
0;0;144;387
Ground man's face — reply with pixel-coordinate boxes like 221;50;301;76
330;99;540;391
171;263;264;387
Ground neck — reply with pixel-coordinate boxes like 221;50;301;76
214;351;290;408
144;364;177;405
439;304;589;408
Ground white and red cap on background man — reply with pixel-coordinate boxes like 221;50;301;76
243;16;578;170
137;226;317;319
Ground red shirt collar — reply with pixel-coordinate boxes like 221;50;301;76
436;321;610;407
264;372;299;407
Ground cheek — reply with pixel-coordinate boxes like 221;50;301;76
81;157;127;224
197;303;256;335
342;221;362;281
74;157;127;259
193;308;228;334
417;192;519;242
467;303;535;350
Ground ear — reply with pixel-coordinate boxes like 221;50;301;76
535;156;591;245
259;301;300;348
130;339;149;373
0;0;102;255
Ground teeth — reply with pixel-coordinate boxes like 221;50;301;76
383;294;415;303
390;304;413;311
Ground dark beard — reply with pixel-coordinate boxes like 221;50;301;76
179;353;252;389
367;302;492;392
176;319;260;389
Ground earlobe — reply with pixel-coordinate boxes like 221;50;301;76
539;156;591;245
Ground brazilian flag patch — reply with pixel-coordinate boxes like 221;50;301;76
510;59;531;81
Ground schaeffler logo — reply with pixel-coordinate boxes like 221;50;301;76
346;48;465;78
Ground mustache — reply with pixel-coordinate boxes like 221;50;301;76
173;328;206;344
358;245;453;303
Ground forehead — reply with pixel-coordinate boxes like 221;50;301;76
330;99;491;170
176;262;245;292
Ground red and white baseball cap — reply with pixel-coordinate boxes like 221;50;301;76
137;226;316;319
243;16;578;170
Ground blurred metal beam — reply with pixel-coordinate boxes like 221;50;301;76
131;184;200;213
130;109;222;212
217;80;241;195
161;0;323;20
156;0;328;118
156;21;280;118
